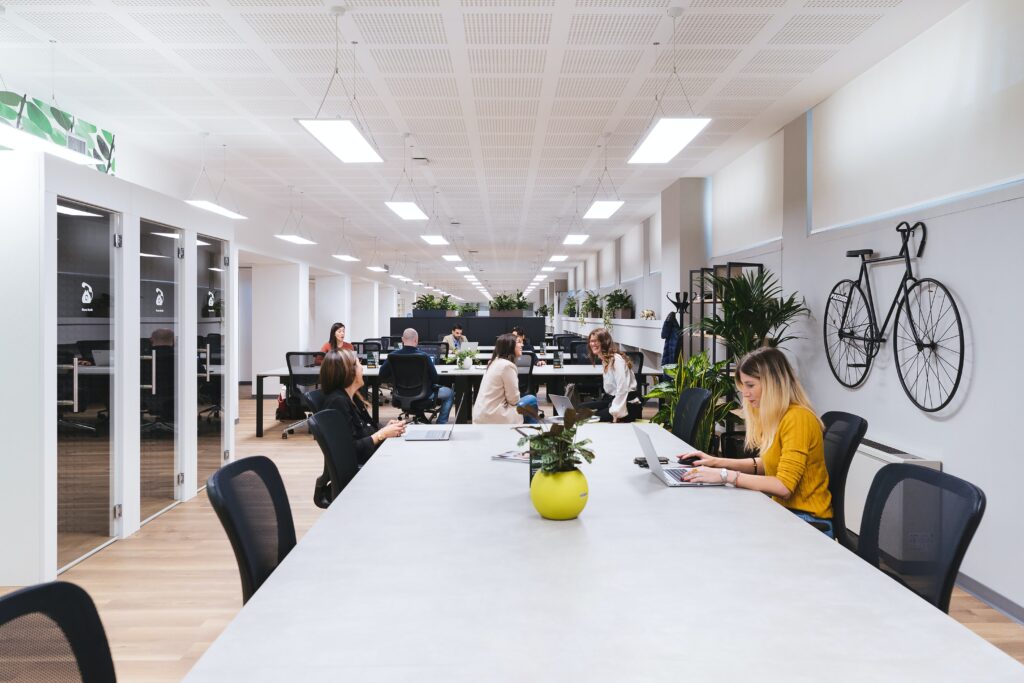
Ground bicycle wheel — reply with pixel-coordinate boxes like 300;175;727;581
823;279;877;388
893;278;964;412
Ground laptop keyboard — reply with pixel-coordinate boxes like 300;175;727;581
665;468;687;481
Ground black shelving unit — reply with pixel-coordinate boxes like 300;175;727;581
686;261;763;364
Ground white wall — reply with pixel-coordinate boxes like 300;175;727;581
811;0;1024;231
313;274;352;346
647;211;662;274
585;254;598;290
238;268;252;383
378;286;398;340
712;132;784;256
620;223;644;283
599;242;617;288
350;281;380;341
251;263;309;396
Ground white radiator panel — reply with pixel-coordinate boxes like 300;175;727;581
844;439;941;537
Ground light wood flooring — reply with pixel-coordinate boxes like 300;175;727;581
4;392;1024;681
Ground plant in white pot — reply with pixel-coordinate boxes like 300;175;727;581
516;406;596;520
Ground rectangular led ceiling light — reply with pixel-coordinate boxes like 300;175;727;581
296;119;382;163
454;266;470;272
386;202;428;220
442;254;461;262
583;200;624;220
563;234;589;245
0;123;99;166
541;266;556;272
274;234;316;245
151;231;179;239
420;235;449;245
549;255;568;262
628;117;711;164
333;254;360;262
367;266;387;272
57;206;104;218
186;200;248;220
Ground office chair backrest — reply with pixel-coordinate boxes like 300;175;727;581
360;340;382;353
625;351;644;389
301;389;326;414
207;456;297;604
307;409;361;502
558;335;577;354
569;340;590;364
417;342;447;361
0;581;117;683
388;353;434;406
516;350;536;395
857;463;985;613
821;411;868;551
285;351;324;396
672;388;712;446
380;336;402;351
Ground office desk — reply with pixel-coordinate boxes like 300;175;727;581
185;424;1022;682
254;364;664;435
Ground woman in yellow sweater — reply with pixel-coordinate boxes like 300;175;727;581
683;347;833;537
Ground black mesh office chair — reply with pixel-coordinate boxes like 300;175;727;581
857;463;985;613
0;581;117;683
417;342;448;361
308;409;361;507
301;389;326;415
569;340;601;401
388;353;438;423
568;340;590;363
282;351;324;439
351;341;382;356
821;411;869;551
141;346;175;434
207;456;297;604
380;336;403;351
625;351;645;398
672;387;712;446
516;350;537;396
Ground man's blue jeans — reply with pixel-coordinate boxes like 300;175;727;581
432;386;454;424
518;394;540;424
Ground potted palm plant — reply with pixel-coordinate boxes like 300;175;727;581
413;293;447;318
491;290;530;317
516;407;595;520
603;289;634;319
562;295;578;317
645;352;736;453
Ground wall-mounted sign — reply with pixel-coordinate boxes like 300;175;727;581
0;90;116;174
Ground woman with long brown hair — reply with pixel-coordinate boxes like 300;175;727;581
682;347;833;536
580;328;641;422
472;333;539;424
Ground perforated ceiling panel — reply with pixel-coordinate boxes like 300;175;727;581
0;0;953;296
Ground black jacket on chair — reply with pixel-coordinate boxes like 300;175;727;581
323;390;382;465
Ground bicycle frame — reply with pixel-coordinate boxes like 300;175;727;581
839;222;927;348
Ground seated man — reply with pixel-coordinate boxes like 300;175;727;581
379;328;454;424
442;324;468;352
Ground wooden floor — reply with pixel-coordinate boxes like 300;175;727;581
4;392;1024;681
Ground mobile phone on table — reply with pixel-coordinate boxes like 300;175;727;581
634;456;668;468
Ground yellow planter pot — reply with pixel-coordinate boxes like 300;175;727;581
530;468;589;520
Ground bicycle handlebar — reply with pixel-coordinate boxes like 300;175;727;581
896;221;927;258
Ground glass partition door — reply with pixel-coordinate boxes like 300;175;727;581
197;235;226;491
56;198;116;570
139;221;181;523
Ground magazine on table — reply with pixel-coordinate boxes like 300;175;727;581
492;449;529;463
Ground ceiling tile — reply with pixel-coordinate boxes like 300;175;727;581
770;13;882;44
176;48;273;73
567;13;660;45
129;12;242;43
673;13;772;45
354;13;447;44
16;11;143;43
463;13;552;45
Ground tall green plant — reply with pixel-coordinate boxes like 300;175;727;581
645;352;736;453
562;295;577;317
413;294;443;310
492;290;529;311
695;270;810;360
581;290;601;317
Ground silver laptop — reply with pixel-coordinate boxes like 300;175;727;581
91;349;112;367
633;425;723;487
549;394;575;417
462;341;479;352
404;423;454;441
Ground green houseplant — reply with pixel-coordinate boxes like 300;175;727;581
516;407;596;520
537;304;550;318
458;302;479;317
447;347;479;369
562;295;578;317
694;270;811;361
645;352;736;453
581;290;602;318
413;293;447;318
491;290;530;317
603;288;634;319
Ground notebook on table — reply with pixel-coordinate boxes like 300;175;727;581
633;425;723;487
404;424;454;441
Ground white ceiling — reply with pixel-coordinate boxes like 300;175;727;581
1;0;965;298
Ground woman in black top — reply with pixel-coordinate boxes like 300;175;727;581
314;350;405;505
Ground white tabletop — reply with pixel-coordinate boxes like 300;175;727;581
185;424;1021;682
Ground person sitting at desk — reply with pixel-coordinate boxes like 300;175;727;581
472;333;539;424
681;347;834;538
512;327;544;366
319;322;355;356
442;324;468;352
378;328;454;424
579;328;641;423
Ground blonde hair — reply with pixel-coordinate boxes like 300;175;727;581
737;347;821;453
587;328;632;373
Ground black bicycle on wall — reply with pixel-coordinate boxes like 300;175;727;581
823;221;964;412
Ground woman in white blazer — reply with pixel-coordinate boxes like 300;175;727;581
580;328;642;422
472;333;539;424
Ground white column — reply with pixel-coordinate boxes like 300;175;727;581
377;285;397;340
314;274;352;345
350;280;380;342
251;263;309;397
660;178;709;317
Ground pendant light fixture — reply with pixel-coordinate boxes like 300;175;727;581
185;135;248;219
386;134;428;220
628;7;710;164
366;237;388;272
275;188;317;245
332;217;360;262
585;136;624;219
296;7;382;163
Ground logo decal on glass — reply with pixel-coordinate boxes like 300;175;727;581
155;288;164;306
81;282;93;304
207;291;215;307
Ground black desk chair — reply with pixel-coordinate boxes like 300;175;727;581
417;342;448;362
569;340;601;401
672;387;712;446
821;411;869;551
282;351;324;439
0;581;117;683
141;346;175;435
380;336;403;351
207;456;296;604
516;351;537;396
302;389;326;414
625;351;645;398
568;340;590;364
388;353;438;424
308;409;361;507
857;463;985;613
352;341;382;355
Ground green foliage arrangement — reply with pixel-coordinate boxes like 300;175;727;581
457;302;478;314
515;407;596;473
695;270;811;360
603;288;634;311
441;295;458;311
562;296;578;317
491;290;530;311
537;304;550;317
582;291;602;317
413;294;444;310
645;352;736;453
446;348;479;365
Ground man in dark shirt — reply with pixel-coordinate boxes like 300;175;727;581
379;328;454;424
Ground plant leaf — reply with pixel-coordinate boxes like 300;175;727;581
50;106;74;132
25;101;54;139
0;92;24;107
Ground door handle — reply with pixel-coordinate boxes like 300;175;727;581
140;354;155;393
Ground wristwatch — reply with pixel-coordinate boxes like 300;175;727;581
719;468;729;483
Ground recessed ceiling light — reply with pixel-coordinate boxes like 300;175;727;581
57;205;104;218
389;274;403;279
412;281;424;286
296;119;382;163
549;255;568;262
442;254;462;262
151;231;179;239
541;266;556;272
275;234;317;245
420;235;449;245
367;266;387;272
186;200;248;220
628;117;711;164
563;234;589;245
196;239;211;246
455;266;470;272
333;254;360;262
583;200;624;220
140;252;167;259
385;201;428;220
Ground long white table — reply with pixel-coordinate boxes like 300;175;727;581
185;425;1022;681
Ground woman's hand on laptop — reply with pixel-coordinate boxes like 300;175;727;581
682;466;722;484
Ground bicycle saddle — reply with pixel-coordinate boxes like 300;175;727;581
845;249;873;258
